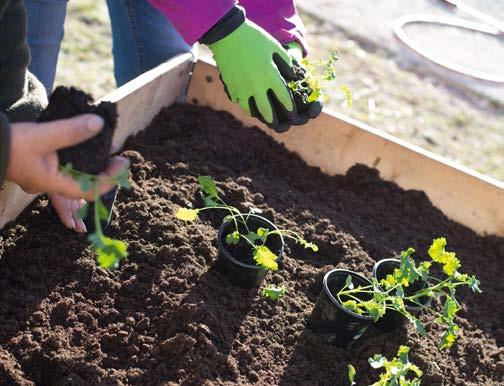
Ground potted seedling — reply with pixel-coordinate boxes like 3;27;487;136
333;238;481;350
39;87;131;270
371;258;431;332
348;345;423;386
175;176;318;288
308;269;377;347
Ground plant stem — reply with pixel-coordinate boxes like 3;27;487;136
93;184;104;238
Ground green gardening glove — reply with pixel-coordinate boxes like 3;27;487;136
201;8;297;132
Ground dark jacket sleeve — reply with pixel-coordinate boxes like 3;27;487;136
0;112;11;185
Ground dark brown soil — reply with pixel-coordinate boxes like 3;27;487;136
38;86;117;174
1;104;503;385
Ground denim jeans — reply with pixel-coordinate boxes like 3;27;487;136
25;0;193;94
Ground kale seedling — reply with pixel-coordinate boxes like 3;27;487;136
337;238;481;350
262;284;287;301
176;176;318;271
348;345;423;386
61;163;131;270
288;51;352;107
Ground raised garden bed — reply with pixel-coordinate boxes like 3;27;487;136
0;104;502;385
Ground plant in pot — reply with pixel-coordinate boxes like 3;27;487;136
308;268;377;347
331;238;481;350
39;86;131;270
370;257;431;333
175;176;318;288
348;345;423;386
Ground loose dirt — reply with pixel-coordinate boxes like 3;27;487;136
0;104;502;385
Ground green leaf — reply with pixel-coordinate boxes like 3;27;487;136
428;237;446;260
396;285;404;298
79;175;93;193
345;274;354;290
176;208;199;222
299;239;319;252
117;166;132;189
468;276;482;293
97;199;110;221
365;301;386;321
253;246;278;271
262;284;287;301
225;231;240;245
203;196;217;208
342;300;359;314
441;252;460;276
412;318;426;336
88;233;105;249
256;227;269;243
368;354;385;369
418;261;432;281
307;88;321;103
244;231;261;245
198;176;219;198
397;345;410;364
441;298;459;321
90;234;128;270
341;85;352;107
440;323;459;350
348;364;356;386
76;203;88;220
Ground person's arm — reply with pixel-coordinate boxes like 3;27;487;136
147;0;236;45
239;0;308;55
0;112;11;186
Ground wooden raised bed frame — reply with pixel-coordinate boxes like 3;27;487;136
1;53;502;237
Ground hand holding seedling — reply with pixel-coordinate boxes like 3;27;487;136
338;238;481;350
6;114;127;200
287;50;352;120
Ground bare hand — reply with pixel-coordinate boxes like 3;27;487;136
6;114;128;200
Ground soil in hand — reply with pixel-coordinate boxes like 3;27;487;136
0;104;502;385
38;86;117;174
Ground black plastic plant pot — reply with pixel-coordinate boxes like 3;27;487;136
372;258;430;332
308;269;374;347
217;214;284;289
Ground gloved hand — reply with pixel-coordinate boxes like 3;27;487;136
202;8;297;133
283;42;323;127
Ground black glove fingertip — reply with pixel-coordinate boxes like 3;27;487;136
308;101;323;119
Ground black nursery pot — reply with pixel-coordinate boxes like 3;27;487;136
372;258;430;332
217;214;284;289
308;269;374;347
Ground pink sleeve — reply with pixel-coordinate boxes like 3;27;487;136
148;0;237;45
239;0;308;54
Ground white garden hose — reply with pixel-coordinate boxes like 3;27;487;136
392;0;504;84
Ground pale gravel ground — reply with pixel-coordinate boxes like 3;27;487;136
55;0;503;181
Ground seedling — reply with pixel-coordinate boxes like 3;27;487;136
348;345;423;386
61;163;131;270
288;51;352;107
337;238;481;350
175;176;318;271
262;284;287;300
